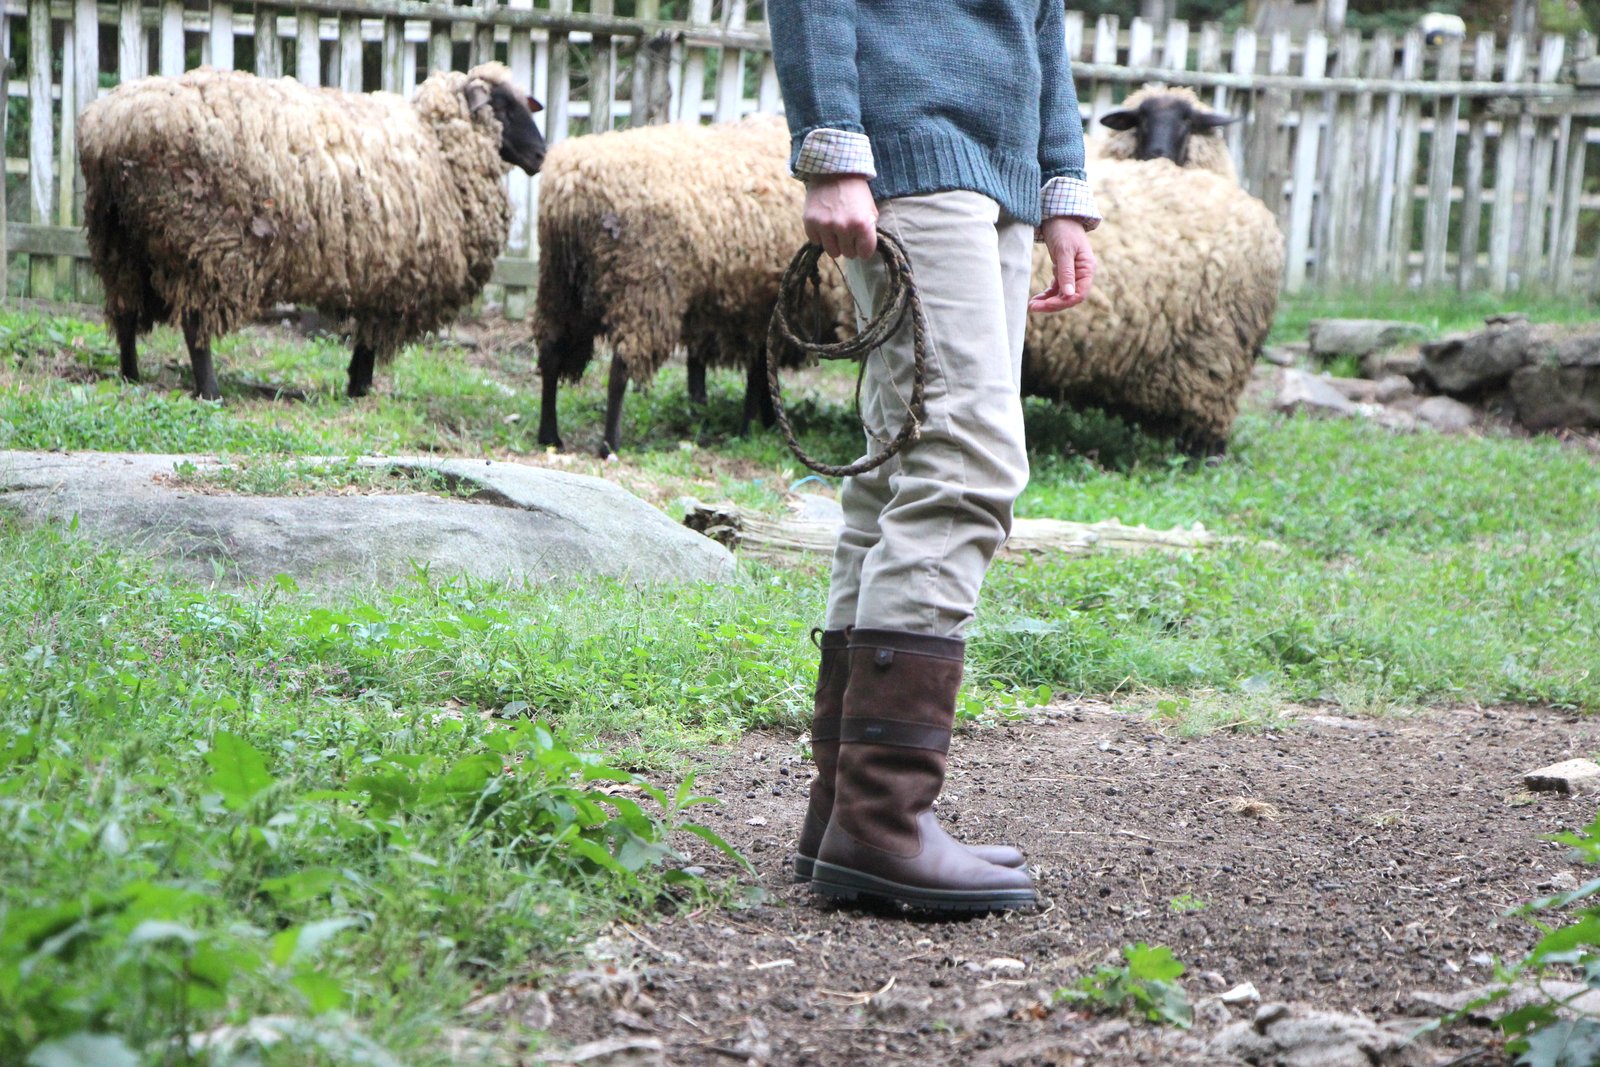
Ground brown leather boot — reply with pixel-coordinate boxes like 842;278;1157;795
792;629;1026;882
810;629;1037;913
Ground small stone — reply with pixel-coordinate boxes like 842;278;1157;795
1415;396;1477;433
1275;369;1358;417
1373;375;1416;404
1524;758;1600;795
745;816;767;826
1220;982;1261;1005
1261;344;1301;367
1362;347;1424;380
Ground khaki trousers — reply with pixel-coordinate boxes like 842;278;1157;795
825;190;1034;638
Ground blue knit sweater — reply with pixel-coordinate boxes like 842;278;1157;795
766;0;1089;226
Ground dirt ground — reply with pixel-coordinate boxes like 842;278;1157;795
516;703;1600;1066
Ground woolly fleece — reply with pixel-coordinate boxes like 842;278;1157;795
534;114;850;392
1026;89;1281;451
79;64;519;364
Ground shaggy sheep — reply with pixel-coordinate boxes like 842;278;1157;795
79;63;545;400
1024;85;1283;454
534;114;849;457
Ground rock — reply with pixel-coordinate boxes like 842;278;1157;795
1524;758;1600;795
0;451;734;592
1320;377;1380;403
1263;343;1307;367
1414;396;1477;433
1210;1002;1435;1066
1419;320;1534;395
1222;982;1262;1005
1308;320;1430;361
1373;375;1416;404
1275;370;1358;417
1400;980;1600;1022
1510;363;1600;431
1361;348;1423;381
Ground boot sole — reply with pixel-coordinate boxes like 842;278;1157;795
793;855;816;883
809;860;1038;913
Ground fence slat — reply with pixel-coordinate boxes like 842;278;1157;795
1090;15;1118;121
1387;31;1424;284
297;9;321;83
381;17;403;91
1421;38;1461;288
589;0;615;131
1355;31;1393;289
1064;9;1084;60
1161;18;1187;70
429;18;451;74
209;2;233;68
119;0;143;81
1521;36;1565;285
676;0;711;123
1488;33;1527;292
1127;17;1154;68
1555;112;1587;291
1456;34;1495;290
1284;31;1326;292
712;0;745;123
338;12;361;90
28;0;55;298
70;0;95;232
160;0;184;75
1225;26;1254;167
504;0;534;319
1320;33;1360;287
544;0;570;141
471;0;493;66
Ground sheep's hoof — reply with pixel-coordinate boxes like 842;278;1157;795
538;435;564;451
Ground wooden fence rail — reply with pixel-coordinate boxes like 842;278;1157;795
5;1;1600;319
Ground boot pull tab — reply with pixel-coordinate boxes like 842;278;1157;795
810;627;824;650
874;648;894;668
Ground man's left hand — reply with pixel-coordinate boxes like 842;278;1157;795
1030;217;1095;313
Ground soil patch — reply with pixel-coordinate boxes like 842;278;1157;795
530;705;1600;1065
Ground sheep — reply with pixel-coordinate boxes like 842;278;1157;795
1024;85;1283;455
534;114;850;457
78;63;545;401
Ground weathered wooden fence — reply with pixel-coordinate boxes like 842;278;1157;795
4;0;1600;317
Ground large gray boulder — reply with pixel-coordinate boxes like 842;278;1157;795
1418;320;1535;396
0;451;734;591
1307;319;1429;361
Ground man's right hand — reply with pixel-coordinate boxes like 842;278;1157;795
803;174;879;260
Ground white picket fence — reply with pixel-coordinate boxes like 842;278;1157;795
4;0;1600;317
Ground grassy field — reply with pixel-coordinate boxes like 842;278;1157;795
2;291;1597;1062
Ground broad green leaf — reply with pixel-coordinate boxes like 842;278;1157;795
26;1034;140;1067
204;732;276;810
272;917;361;967
292;970;349;1013
1518;1017;1600;1067
125;920;200;948
1125;943;1186;983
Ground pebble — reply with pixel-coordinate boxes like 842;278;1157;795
1524;758;1600;795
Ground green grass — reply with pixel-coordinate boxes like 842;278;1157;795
1269;286;1599;346
2;300;1599;1059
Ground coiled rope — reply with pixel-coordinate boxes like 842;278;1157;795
765;230;928;478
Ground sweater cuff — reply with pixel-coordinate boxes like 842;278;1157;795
793;127;878;180
1041;175;1100;231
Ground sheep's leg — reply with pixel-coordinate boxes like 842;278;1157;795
181;314;221;400
347;344;377;398
113;315;140;383
739;352;775;436
601;353;629;458
537;367;564;450
687;355;708;407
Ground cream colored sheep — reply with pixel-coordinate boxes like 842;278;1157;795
1025;85;1282;454
79;64;544;399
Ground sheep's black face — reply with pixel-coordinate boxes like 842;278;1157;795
1100;97;1238;166
488;83;547;175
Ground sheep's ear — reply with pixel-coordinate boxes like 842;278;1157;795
464;81;492;113
1193;112;1241;130
526;95;544;114
1099;110;1139;131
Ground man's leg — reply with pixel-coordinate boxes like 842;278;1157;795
812;191;1035;912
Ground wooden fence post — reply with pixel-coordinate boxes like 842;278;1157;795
210;2;234;69
1488;33;1527;293
677;0;711;123
545;0;570;142
1421;37;1462;288
119;0;144;82
297;9;321;84
338;12;362;92
1456;33;1495;291
1520;36;1565;286
1355;30;1393;289
1387;30;1423;285
713;0;747;123
1284;31;1326;292
590;0;615;132
1090;15;1119;121
28;0;55;299
1226;26;1255;171
1319;32;1360;288
253;7;280;78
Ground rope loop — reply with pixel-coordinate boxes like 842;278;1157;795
766;230;929;479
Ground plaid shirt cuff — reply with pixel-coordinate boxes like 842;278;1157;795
794;128;877;180
1041;175;1101;230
